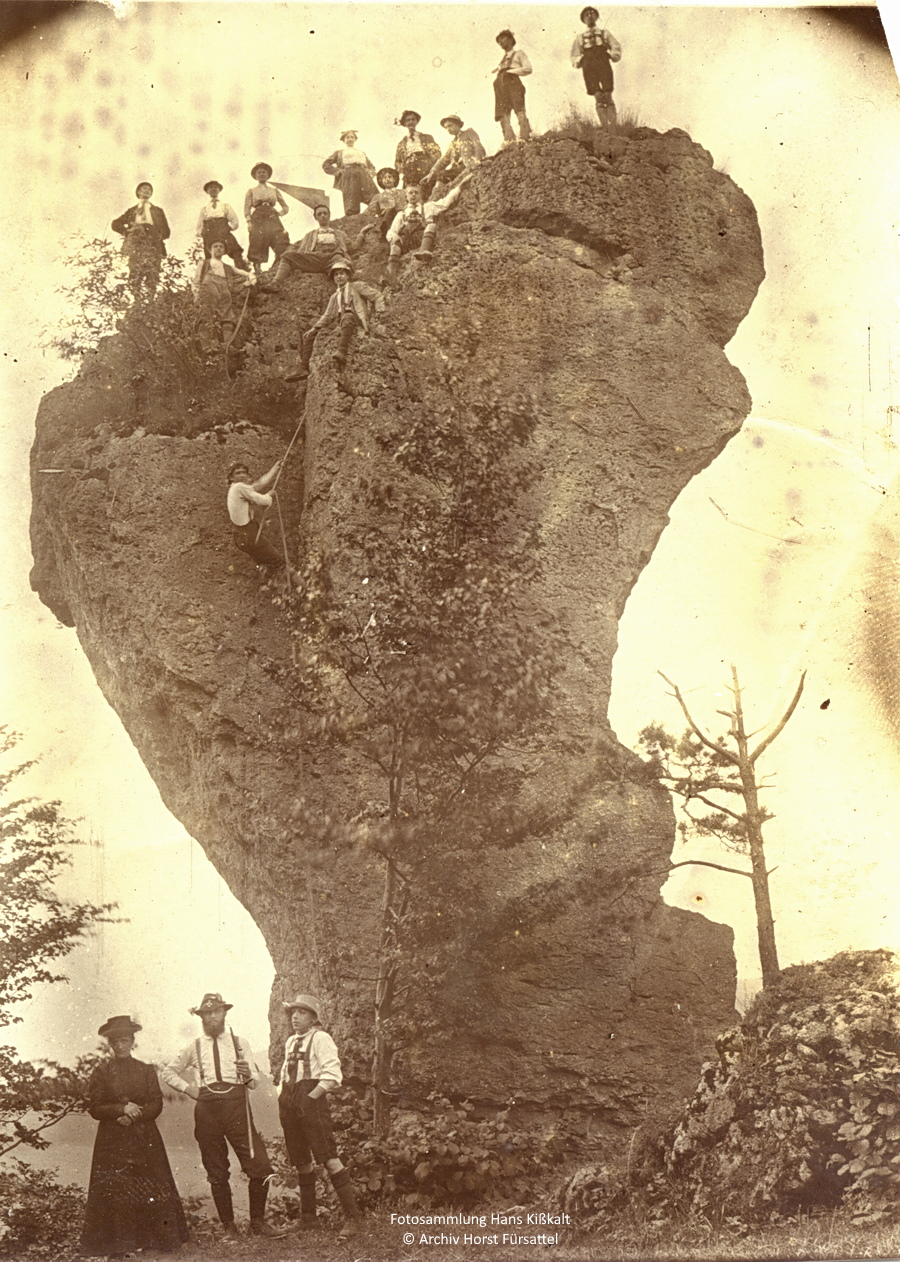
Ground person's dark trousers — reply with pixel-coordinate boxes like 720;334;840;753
202;220;250;271
194;1090;273;1224
233;522;283;568
336;312;361;363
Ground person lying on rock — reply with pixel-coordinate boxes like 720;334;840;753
276;994;361;1239
571;7;621;129
385;183;462;281
196;180;250;269
367;168;408;239
423;115;486;197
111;181;170;299
393;109;442;189
287;256;385;380
244;162;290;275
225;458;286;571
492;30;533;145
322;129;378;218
192;241;255;358
261;204;372;291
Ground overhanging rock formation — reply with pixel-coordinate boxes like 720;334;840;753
30;128;762;1135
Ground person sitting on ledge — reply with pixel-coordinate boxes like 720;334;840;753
287;256;385;380
261;204;372;291
424;115;486;196
385;182;462;280
367;168;408;238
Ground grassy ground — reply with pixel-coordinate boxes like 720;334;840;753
41;1210;900;1262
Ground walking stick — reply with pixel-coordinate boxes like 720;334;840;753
230;1026;256;1161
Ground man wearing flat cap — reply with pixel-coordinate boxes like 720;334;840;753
196;181;249;270
277;993;361;1237
161;992;285;1242
394;110;442;189
571;7;622;129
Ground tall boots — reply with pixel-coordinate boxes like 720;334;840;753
248;1176;287;1239
260;257;291;292
210;1180;234;1227
414;224;437;262
329;1167;361;1238
298;1170;318;1229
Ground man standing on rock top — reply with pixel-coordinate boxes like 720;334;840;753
161;993;287;1243
571;7;622;129
492;30;532;144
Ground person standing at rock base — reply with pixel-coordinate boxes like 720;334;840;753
161;993;287;1243
571;7;621;129
492;30;532;144
277;994;361;1239
385;183;462;279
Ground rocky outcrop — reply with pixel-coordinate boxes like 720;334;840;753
30;127;761;1135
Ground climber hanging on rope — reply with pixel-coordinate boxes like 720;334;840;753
227;457;297;584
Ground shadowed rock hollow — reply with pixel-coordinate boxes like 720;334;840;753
30;127;762;1141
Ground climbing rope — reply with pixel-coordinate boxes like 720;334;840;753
224;284;253;381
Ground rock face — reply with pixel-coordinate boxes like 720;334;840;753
30;128;761;1135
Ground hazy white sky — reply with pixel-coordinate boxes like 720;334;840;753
1;2;899;1065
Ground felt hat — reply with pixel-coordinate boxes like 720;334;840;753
251;162;273;180
328;255;353;276
204;179;223;195
398;110;421;126
282;993;322;1019
376;167;399;186
580;6;600;19
440;114;463;129
340;129;358;142
135;182;153;197
98;1014;142;1038
190;992;233;1015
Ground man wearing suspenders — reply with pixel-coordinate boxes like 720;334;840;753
161;993;286;1242
277;993;361;1237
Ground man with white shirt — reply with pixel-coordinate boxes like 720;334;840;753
226;458;284;571
196;180;249;270
111;181;170;298
161;993;286;1242
492;30;533;144
277;993;361;1237
192;241;255;357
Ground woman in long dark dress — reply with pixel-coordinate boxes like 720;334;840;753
80;1015;188;1258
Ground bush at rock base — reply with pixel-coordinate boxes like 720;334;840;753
0;1161;83;1257
560;951;900;1231
265;1089;568;1225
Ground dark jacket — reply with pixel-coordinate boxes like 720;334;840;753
111;204;171;255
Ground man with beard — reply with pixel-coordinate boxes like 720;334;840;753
162;993;286;1242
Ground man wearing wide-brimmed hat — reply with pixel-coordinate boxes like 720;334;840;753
393;110;442;189
195;180;249;270
243;163;290;273
276;993;361;1237
161;992;285;1242
424;114;486;196
288;256;385;380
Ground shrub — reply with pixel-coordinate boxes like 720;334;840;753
0;1160;83;1257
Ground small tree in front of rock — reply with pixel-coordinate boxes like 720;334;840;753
289;370;565;1135
638;666;805;989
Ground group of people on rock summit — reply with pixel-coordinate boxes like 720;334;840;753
110;12;622;360
79;991;358;1256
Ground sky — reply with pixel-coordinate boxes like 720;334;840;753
0;1;899;1072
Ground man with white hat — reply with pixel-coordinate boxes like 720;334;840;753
161;993;286;1242
277;993;361;1237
